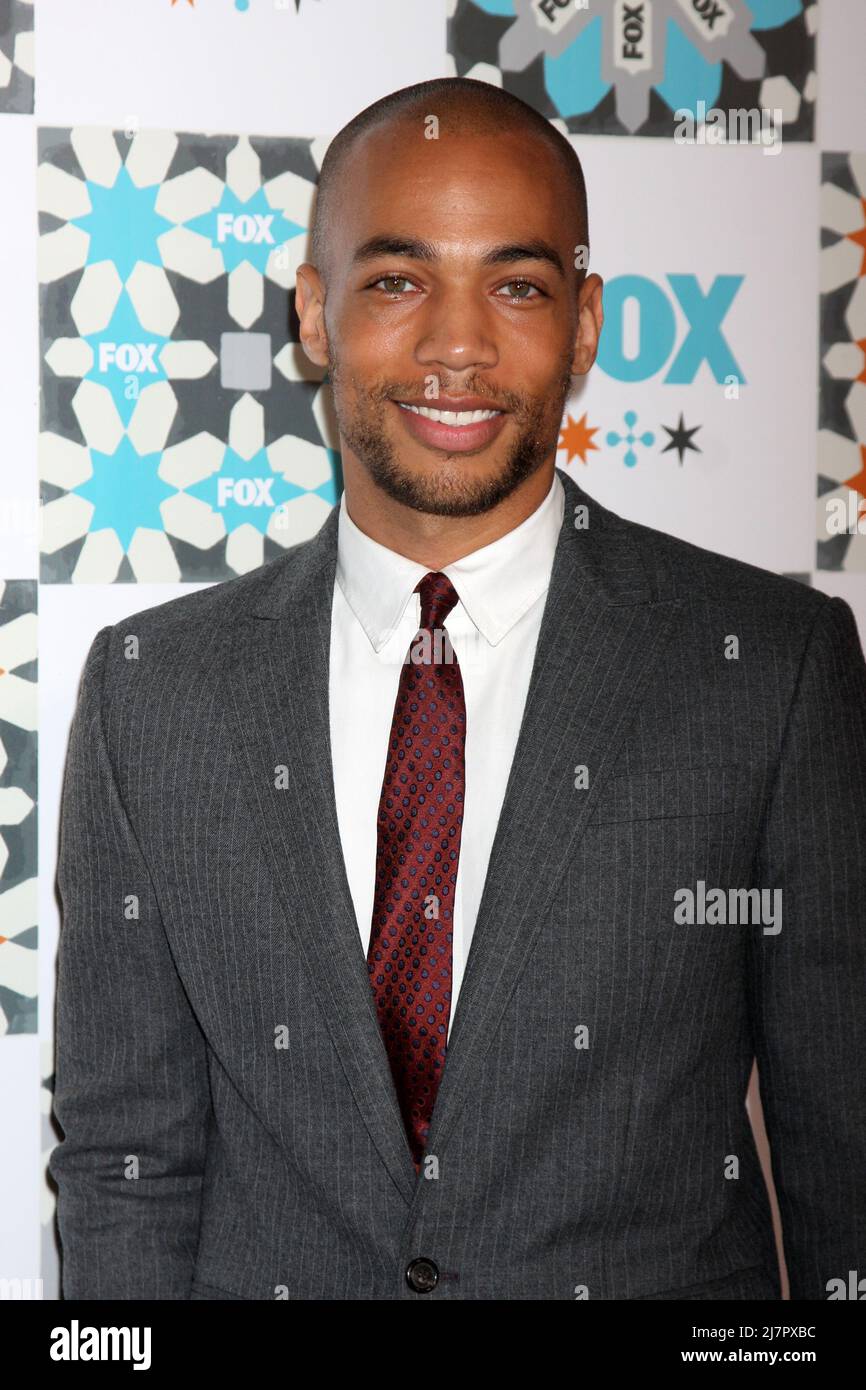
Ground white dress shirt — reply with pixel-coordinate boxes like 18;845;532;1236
329;468;565;1040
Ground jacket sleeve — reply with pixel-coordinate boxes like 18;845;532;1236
49;624;213;1299
748;594;866;1300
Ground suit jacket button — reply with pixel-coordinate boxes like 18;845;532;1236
406;1258;439;1293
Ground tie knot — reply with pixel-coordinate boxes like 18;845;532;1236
415;571;459;630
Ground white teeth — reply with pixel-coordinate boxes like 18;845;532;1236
397;403;501;425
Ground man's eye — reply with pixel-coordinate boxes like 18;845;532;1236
497;279;544;300
370;275;417;295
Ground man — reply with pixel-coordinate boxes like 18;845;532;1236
50;77;866;1301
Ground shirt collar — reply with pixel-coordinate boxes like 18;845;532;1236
335;469;565;652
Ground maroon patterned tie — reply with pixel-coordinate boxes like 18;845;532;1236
366;571;467;1169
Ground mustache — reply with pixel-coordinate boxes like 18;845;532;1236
363;379;528;414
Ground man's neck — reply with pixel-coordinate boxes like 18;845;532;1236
340;461;557;568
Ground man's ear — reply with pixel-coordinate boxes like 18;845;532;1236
571;273;604;378
295;263;329;369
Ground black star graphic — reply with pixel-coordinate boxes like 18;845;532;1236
661;413;702;465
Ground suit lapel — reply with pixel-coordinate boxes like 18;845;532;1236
420;472;684;1162
222;507;419;1207
222;469;684;1199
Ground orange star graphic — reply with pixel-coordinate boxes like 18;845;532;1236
557;411;599;465
846;198;866;278
171;0;195;7
842;444;866;503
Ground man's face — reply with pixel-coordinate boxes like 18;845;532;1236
298;121;602;517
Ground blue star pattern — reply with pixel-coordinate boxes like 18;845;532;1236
185;445;336;535
184;185;305;277
80;293;169;429
71;165;175;283
449;0;816;140
38;128;336;583
74;437;174;553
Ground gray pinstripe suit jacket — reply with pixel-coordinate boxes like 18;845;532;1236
50;467;866;1301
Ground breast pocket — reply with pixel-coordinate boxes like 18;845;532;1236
577;764;754;967
586;763;741;826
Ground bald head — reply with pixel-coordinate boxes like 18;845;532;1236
309;78;589;288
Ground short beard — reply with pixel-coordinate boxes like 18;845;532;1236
326;349;575;518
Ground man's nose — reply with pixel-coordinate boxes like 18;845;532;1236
413;288;499;376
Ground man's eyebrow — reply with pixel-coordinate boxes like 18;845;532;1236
350;235;565;277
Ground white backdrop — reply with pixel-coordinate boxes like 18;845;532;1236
1;0;865;1298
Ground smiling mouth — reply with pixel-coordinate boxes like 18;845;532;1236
389;398;509;454
396;403;504;425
